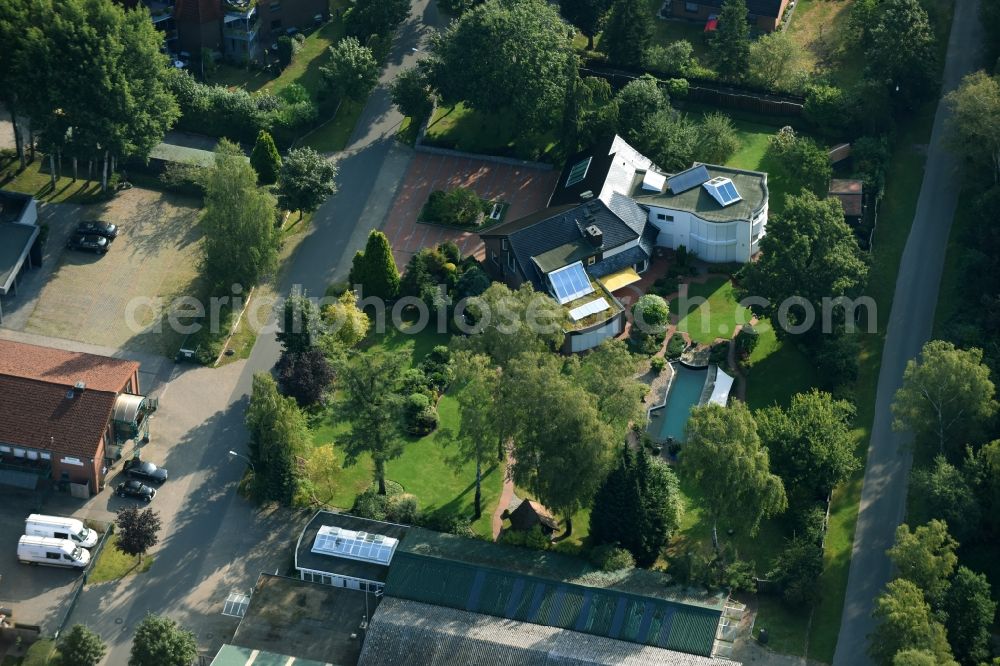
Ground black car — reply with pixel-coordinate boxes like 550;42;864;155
125;460;168;484
116;480;156;502
75;220;118;240
66;233;109;254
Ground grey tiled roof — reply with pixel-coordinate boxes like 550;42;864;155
589;245;650;279
483;200;642;290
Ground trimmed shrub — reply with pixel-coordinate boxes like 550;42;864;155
734;325;759;358
590;544;636;572
666;333;686;359
709;341;729;365
632;294;670;335
500;525;552;550
386;493;419;523
405;393;439;436
650;356;667;373
420;187;487;226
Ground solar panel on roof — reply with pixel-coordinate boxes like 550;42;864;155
312;524;398;565
568;298;611;321
667;165;710;194
548;262;594;304
565;157;592;187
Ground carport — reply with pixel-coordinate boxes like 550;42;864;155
0;191;40;324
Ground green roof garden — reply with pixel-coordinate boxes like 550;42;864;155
632;164;768;224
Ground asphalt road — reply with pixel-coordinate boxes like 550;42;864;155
831;0;985;663
60;1;442;662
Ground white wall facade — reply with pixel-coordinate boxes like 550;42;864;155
647;204;768;264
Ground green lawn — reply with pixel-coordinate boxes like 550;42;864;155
424;103;559;162
19;640;56;666
306;319;503;538
300;98;364;153
87;535;154;584
745;323;819;411
261;9;349;100
1;156;104;204
646;0;714;63
668;277;750;344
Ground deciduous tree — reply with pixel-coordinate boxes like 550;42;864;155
945;70;1000;184
276;347;335;407
886;520;958;607
349;230;400;300
870;579;956;666
911;455;980;542
390;67;433;120
636;109;699;172
614;75;670;142
738;190;868;341
681;402;787;551
322;37;380;102
128;615;196;666
277;147;338;219
503;352;616;535
865;0;937;107
450;352;502;519
250;130;281;185
348;0;410;39
245;373;307;504
756;389;859;506
569;340;647;434
321;290;370;351
426;0;576;133
454;282;565;367
942;566;996;666
559;0;612;50
747;31;804;91
56;625;106;666
696;112;742;165
764;127;833;196
337;349;409;495
115;506;161;563
601;0;653;68
892;340;997;457
202;140;280;289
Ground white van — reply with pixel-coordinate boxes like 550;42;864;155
17;536;90;569
24;514;99;548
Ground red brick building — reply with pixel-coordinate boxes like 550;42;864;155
0;340;154;496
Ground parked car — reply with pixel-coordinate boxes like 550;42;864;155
125;459;168;484
75;220;118;240
116;480;156;502
66;233;109;255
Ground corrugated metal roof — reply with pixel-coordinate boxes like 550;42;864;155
385;551;723;657
359;597;734;666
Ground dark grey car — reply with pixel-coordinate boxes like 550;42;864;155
66;233;109;254
125;460;168;484
76;220;119;240
116;479;156;502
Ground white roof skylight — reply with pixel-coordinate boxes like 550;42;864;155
548;261;595;304
641;170;667;192
311;525;398;565
565;157;593;187
568;297;611;321
703;177;742;207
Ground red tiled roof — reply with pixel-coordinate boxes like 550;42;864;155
0;339;138;393
0;375;115;459
174;0;223;24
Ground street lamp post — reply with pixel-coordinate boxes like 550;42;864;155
228;450;255;472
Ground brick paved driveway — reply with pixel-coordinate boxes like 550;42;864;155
381;153;558;269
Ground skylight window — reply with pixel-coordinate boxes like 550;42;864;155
565;157;593;187
548;261;594;304
568;297;611;321
703;177;742;207
311;525;398;565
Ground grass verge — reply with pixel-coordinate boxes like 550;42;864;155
1;156;104;205
301;98;364;152
424;103;559;162
87;535;154;584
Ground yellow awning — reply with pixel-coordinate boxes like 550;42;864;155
600;266;642;292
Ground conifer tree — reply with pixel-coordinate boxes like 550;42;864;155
250;130;281;185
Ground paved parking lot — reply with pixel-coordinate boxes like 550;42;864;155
2;187;202;356
0;490;83;634
381;153;558;269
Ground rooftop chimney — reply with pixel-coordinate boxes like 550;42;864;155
584;224;603;247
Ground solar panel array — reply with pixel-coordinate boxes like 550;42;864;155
703;177;742;207
666;165;710;194
548;262;594;304
565;157;592;187
312;525;398;565
568;298;611;321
